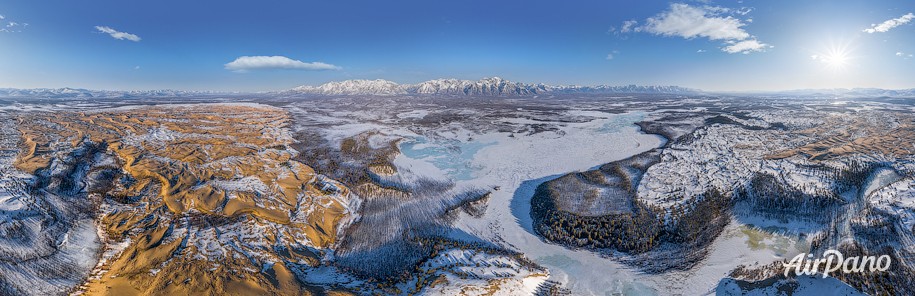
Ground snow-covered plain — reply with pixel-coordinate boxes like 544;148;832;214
4;96;912;295
449;111;663;294
285;96;915;295
0;112;102;295
387;110;824;295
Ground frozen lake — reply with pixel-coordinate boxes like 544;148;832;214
398;136;495;181
396;111;664;294
394;110;829;295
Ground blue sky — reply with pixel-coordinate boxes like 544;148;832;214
0;0;913;91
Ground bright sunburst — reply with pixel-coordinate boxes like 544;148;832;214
811;42;854;72
820;51;849;69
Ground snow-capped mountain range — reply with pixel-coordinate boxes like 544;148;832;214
0;88;228;99
1;79;699;99
291;79;408;96
410;77;553;96
6;78;915;98
289;77;699;96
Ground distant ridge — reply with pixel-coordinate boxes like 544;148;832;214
287;77;699;96
758;88;915;98
7;80;915;99
0;88;227;99
291;79;407;96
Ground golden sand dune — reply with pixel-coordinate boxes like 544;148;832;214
767;113;915;161
14;104;358;295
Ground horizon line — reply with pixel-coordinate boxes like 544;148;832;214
2;76;915;95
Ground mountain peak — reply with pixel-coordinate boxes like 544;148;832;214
292;79;406;95
288;77;699;96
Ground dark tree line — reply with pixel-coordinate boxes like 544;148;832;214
733;173;842;223
532;183;731;255
734;160;886;223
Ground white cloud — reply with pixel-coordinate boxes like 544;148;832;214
722;39;770;54
1;17;25;33
606;53;614;60
641;3;749;40
620;20;638;33
95;26;141;42
701;5;731;14
898;52;905;56
863;13;914;33
697;49;707;53
637;3;768;54
224;56;341;72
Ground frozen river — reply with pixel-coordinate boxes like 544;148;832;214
395;110;820;295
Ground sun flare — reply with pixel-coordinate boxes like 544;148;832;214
812;42;854;72
821;52;849;69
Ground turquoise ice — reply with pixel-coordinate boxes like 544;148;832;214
599;112;646;133
399;136;494;181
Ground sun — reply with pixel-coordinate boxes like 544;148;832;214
820;51;849;69
811;41;854;72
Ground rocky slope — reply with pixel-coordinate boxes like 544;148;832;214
5;104;361;295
